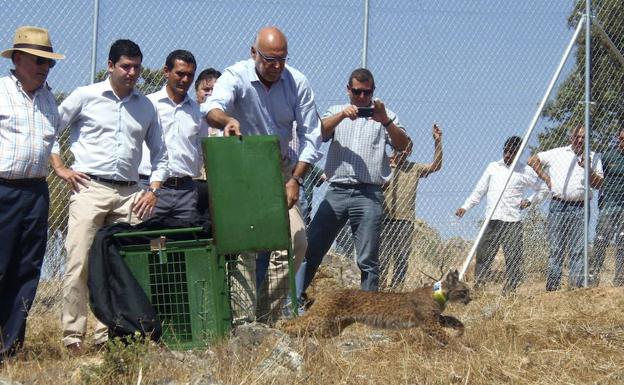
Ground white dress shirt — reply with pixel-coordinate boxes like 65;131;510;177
56;78;168;183
201;59;322;165
138;87;208;178
461;159;542;222
537;145;603;201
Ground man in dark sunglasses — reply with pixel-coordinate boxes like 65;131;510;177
0;25;64;361
295;68;411;302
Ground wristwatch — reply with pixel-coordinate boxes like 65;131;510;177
382;116;395;128
291;175;304;186
146;187;161;197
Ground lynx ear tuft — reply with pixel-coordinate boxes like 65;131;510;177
445;269;459;286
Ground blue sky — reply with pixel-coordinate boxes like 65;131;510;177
0;0;580;239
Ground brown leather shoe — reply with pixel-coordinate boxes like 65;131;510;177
65;342;85;356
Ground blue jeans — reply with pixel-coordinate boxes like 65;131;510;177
546;200;585;290
296;183;383;299
591;207;624;286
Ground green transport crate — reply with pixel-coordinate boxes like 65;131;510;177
115;227;231;350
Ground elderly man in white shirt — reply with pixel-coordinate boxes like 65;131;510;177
138;50;208;220
456;136;542;294
0;25;65;360
50;40;168;354
528;126;604;291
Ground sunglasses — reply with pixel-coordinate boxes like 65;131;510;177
35;56;56;68
255;48;288;65
349;87;373;96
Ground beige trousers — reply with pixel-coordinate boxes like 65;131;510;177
61;179;142;346
229;203;307;324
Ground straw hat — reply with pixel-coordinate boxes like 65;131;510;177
1;26;65;60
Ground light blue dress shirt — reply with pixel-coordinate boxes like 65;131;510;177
138;87;208;178
56;78;168;183
201;59;322;165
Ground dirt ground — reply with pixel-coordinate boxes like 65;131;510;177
2;273;624;385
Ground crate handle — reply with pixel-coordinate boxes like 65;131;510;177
113;227;205;239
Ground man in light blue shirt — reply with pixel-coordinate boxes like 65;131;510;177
50;39;168;354
296;68;410;302
138;50;208;221
202;26;322;323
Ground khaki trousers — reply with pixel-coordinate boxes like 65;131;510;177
61;179;142;346
230;204;307;324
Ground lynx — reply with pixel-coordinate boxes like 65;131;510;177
280;270;471;345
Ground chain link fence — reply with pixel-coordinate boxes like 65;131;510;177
1;0;622;317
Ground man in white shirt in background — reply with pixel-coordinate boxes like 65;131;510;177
528;126;603;291
456;136;542;294
138;49;208;220
51;39;168;354
195;67;221;105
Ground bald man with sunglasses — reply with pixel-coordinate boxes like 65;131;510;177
202;26;322;323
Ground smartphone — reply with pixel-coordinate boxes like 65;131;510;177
356;106;374;118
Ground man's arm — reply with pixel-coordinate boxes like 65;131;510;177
372;99;409;151
133;107;166;219
527;154;552;190
321;105;357;140
420;124;443;177
578;154;604;189
290;77;324;208
284;161;311;209
206;108;241;136
522;169;547;208
49;153;90;193
455;165;491;218
52;87;90;192
201;68;241;136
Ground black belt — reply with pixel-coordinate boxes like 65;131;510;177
0;177;46;187
87;174;136;187
552;196;584;207
139;174;150;181
163;176;193;188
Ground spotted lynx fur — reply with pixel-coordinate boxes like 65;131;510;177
280;270;471;345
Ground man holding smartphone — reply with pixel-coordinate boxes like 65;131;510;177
295;68;410;303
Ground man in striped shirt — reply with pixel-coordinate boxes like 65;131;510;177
295;68;410;302
0;26;64;360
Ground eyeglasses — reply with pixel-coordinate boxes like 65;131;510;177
255;48;288;65
349;87;374;96
35;57;56;68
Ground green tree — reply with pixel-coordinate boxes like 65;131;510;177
540;0;624;152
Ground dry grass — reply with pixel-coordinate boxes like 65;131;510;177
2;280;624;384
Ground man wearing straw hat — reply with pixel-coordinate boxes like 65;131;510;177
50;39;168;354
0;26;64;360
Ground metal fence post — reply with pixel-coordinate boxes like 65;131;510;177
583;0;592;288
90;0;100;84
